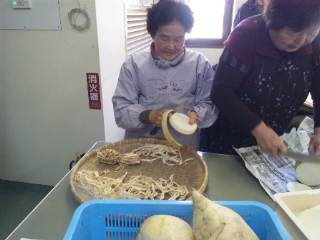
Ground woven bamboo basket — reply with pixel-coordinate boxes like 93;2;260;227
70;138;208;202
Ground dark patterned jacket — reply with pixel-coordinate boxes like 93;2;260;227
200;16;320;154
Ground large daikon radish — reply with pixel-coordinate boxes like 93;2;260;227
286;181;312;192
295;162;320;186
136;214;194;240
192;190;258;240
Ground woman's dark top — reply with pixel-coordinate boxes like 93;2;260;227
200;16;320;154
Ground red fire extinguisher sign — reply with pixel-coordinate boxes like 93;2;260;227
86;73;101;109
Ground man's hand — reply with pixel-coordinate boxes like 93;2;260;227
309;127;320;156
251;121;287;155
187;111;198;125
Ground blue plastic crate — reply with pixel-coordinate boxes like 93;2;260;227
64;199;290;240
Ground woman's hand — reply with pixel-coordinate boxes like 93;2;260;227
187;111;199;125
308;127;320;156
149;109;168;127
251;121;287;155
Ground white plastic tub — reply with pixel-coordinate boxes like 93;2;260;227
275;190;320;240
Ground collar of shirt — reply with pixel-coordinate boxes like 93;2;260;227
150;43;185;68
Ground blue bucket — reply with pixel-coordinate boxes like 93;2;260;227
64;200;290;240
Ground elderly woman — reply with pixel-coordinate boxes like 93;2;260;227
112;0;218;149
201;0;320;155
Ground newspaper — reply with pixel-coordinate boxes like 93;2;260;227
234;117;320;200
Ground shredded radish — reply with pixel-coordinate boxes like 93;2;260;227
97;144;194;167
74;169;189;200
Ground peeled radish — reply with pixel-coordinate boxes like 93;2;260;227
136;214;194;240
192;190;258;240
169;112;197;135
286;181;312;192
296;162;320;186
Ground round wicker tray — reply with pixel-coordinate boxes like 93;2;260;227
70;138;208;202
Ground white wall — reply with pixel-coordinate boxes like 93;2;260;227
0;0;104;185
95;0;126;143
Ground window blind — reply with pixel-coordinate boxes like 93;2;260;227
125;6;152;56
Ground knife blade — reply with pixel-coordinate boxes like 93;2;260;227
284;149;320;162
149;101;187;135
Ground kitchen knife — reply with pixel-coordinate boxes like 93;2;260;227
284;149;320;162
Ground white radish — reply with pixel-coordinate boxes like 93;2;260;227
169;112;197;135
295;162;320;186
286;181;312;192
136;214;194;240
192;190;258;240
